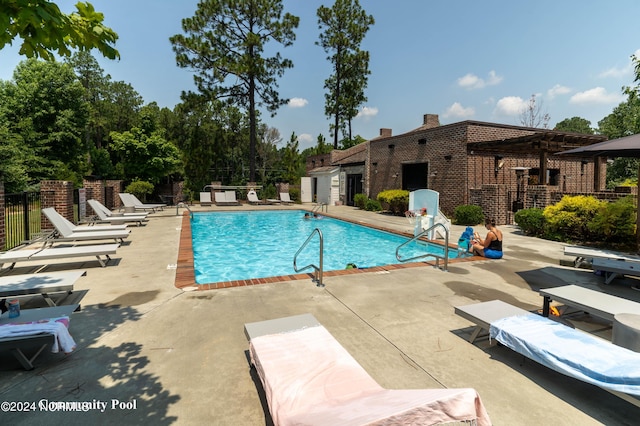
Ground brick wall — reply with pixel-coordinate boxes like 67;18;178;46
365;118;606;223
40;180;74;230
469;184;510;225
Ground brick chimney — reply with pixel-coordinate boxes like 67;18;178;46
380;128;392;137
423;114;440;128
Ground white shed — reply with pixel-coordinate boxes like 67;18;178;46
308;166;341;205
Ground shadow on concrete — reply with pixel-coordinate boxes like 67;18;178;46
0;302;180;424
244;350;274;426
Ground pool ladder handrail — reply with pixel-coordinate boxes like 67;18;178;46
176;202;193;219
395;223;449;271
293;228;324;287
312;203;328;213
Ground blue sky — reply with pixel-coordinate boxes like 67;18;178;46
1;0;639;150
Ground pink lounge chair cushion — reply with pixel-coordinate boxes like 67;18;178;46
249;325;490;426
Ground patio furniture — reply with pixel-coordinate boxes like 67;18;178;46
0;270;87;307
87;199;148;226
0;304;80;370
214;191;240;206
245;313;491;425
456;300;640;407
454;299;531;343
42;208;130;244
539;284;640;322
279;192;294;204
564;245;640;268
200;192;212;206
0;243;120;270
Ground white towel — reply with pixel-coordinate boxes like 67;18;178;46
0;316;76;353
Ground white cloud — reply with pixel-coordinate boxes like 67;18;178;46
356;106;378;119
598;48;640;79
442;102;475;119
297;133;314;144
547;84;571;99
494;96;527;116
569;87;624;105
288;97;308;108
457;70;503;89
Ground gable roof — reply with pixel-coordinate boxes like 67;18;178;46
331;142;367;165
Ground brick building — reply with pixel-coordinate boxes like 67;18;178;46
307;114;608;224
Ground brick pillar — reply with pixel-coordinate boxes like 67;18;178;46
41;180;75;230
173;181;184;203
479;184;509;225
106;180;123;209
83;178;104;216
0;181;5;249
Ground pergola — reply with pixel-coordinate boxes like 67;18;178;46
467;130;608;187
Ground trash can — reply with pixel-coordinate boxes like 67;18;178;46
612;313;640;352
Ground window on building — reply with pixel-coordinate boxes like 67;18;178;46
527;168;560;185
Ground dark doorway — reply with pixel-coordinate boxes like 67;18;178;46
346;174;363;206
402;163;428;191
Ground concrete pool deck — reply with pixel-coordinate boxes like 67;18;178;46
0;203;639;424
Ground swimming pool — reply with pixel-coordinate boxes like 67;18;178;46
191;210;461;284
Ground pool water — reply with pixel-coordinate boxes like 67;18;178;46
191;210;461;284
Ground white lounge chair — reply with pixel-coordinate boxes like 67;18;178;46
0;304;80;370
87;200;148;226
245;314;491;425
0;270;87;306
279;192;294;204
43;207;128;234
42;208;129;244
42;207;127;233
119;193;165;212
0;243;120;269
563;245;640;283
214;191;240;206
200;192;212;206
247;190;267;205
456;299;640;407
90;199;149;218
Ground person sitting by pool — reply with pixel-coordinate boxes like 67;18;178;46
470;218;503;259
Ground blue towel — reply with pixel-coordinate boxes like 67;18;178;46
490;313;640;396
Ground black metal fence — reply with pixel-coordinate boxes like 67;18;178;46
4;191;42;250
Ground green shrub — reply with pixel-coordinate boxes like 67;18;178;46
125;180;154;201
453;205;484;225
262;183;277;200
587;196;636;245
354;193;368;209
514;208;545;236
288;187;300;202
365;198;382;211
376;189;409;215
543;195;605;241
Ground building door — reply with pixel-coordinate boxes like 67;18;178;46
402;163;428;191
346;174;363;206
300;177;312;203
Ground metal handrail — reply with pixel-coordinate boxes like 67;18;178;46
176;202;193;218
396;222;449;271
312;203;328;213
293;228;324;287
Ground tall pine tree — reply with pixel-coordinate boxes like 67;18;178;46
170;0;298;182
